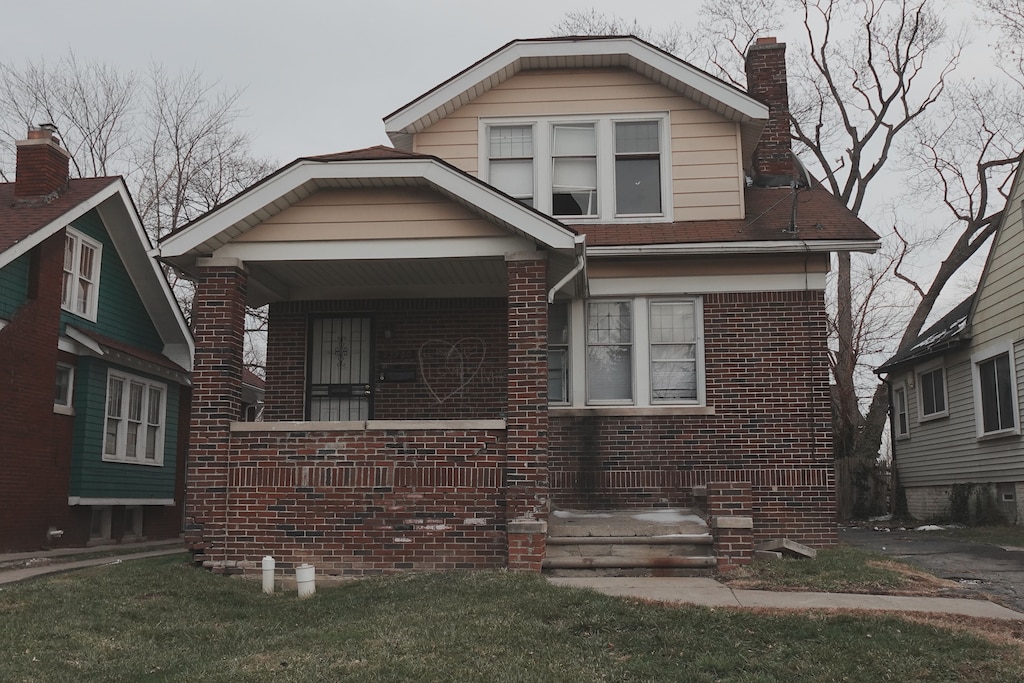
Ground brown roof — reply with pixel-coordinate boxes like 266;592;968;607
0;177;121;255
68;326;189;375
580;187;879;246
301;146;425;162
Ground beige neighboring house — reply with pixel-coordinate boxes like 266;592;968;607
877;162;1024;523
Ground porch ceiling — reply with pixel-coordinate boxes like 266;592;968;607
245;252;578;307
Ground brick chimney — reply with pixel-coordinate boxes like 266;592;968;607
745;37;797;187
15;125;70;200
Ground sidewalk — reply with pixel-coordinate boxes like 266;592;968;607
548;576;1024;621
0;538;185;585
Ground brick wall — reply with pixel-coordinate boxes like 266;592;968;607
744;38;795;183
204;427;507;575
549;290;837;547
265;298;508;421
0;233;72;551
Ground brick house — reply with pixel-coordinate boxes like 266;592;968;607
0;127;193;551
159;36;879;576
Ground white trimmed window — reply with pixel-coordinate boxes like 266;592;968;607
548;302;570;404
893;384;909;439
972;345;1020;437
482;113;671;221
103;370;166;465
54;363;75;414
61;228;102;321
550;297;705;407
917;365;947;421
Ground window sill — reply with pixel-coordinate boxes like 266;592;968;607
53;404;75;416
101;456;164;467
230;419;507;432
977;428;1021;441
550;406;715;417
918;413;948;423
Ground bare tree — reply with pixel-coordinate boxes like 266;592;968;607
0;52;274;372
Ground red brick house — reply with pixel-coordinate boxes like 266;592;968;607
0;128;193;551
159;37;879;576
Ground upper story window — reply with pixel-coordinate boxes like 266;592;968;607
62;228;102;321
917;365;947;421
103;369;166;466
893;384;909;439
972;346;1019;437
54;363;75;415
483;113;671;222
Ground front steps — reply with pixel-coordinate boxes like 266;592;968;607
543;508;716;576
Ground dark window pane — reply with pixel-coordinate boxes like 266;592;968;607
615;157;661;214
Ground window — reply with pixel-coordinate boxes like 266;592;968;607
548;303;570;404
586;300;633;403
893;384;909;439
917;366;947;420
62;228;101;321
90;506;112;541
488;125;534;206
482;114;670;221
649;300;698;402
103;370;166;465
972;347;1019;437
54;363;74;411
551;297;704;407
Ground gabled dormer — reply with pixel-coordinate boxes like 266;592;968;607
385;36;771;225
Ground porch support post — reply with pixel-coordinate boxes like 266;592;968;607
505;252;549;572
185;257;248;574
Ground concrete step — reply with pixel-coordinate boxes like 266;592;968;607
543;508;715;577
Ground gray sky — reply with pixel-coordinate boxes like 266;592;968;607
3;0;708;165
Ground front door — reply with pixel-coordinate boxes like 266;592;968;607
308;317;373;420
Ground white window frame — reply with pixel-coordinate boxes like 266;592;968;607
892;382;910;440
547;302;571;405
61;227;102;322
971;342;1020;438
480;112;673;222
916;362;948;422
556;296;705;408
102;369;166;466
54;363;75;415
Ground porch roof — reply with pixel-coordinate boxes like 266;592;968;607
157;149;584;307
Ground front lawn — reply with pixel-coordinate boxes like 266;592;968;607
1;554;1021;682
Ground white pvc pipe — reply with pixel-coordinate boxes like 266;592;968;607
295;563;316;598
262;556;275;594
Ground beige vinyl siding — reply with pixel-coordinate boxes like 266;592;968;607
234;187;509;243
413;68;744;221
894;343;1024;487
971;170;1024;346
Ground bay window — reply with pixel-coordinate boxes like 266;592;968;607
103;369;166;465
483;113;670;221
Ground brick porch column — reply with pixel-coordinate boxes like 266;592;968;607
505;253;549;571
185;257;247;573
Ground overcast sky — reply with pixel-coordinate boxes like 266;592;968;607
3;1;718;165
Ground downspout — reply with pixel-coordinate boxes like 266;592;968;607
547;237;587;304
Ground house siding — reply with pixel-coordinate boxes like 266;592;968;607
971;171;1024;346
234;187;509;243
0;252;30;318
60;210;163;353
68;357;180;500
413;68;744;221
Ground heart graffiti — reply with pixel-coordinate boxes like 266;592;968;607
417;338;486;404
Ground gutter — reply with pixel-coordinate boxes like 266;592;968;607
587;239;880;257
548;237;587;304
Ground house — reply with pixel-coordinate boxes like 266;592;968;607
876;161;1024;524
158;36;879;576
0;127;193;552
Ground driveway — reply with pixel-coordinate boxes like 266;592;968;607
839;526;1024;612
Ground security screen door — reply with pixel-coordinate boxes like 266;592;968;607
308;317;373;420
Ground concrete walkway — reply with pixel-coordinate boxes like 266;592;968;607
0;539;185;585
548;576;1024;621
